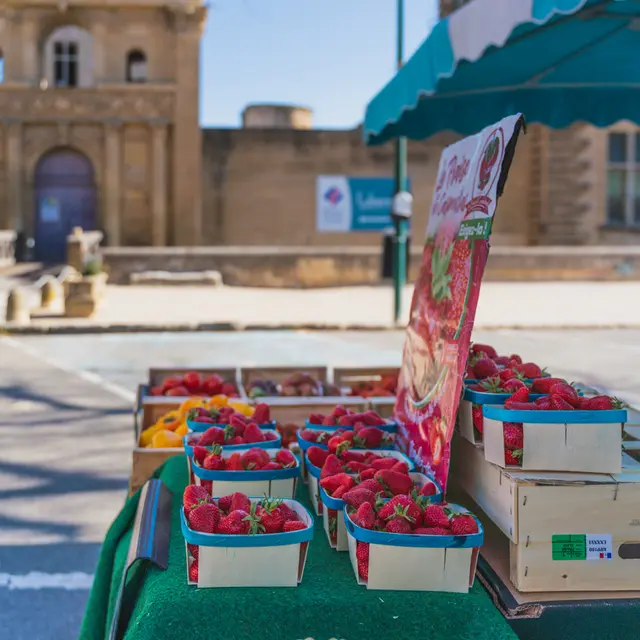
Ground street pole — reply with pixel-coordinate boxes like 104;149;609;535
393;0;408;324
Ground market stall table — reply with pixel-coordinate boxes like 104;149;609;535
79;456;518;640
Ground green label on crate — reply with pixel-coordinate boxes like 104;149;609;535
552;534;587;561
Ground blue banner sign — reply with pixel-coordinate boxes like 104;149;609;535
316;175;411;231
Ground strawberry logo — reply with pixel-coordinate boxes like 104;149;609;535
478;134;500;191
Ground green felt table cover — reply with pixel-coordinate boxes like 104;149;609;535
80;456;519;640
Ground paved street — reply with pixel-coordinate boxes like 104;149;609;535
0;328;639;638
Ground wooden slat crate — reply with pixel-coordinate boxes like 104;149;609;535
450;433;640;592
142;367;244;403
332;366;399;395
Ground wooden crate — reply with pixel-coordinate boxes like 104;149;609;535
142;367;243;403
129;447;182;496
450;433;640;592
332;366;399;394
241;366;328;387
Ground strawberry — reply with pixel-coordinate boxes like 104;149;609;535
241;448;270;470
187;543;199;561
423;504;450;528
221;382;239;396
322;415;338;426
332;405;348;418
262;462;282;470
378;495;422;525
337;414;355;427
252;403;270;424
201;480;213;494
353;427;385;449
230;492;251;512
505;449;523;466
275;449;297;468
257;498;285;533
391;461;409;474
242;423;265;444
198;427;226;446
549;383;580;407
275;502;298;523
183;485;210;514
217;509;251;535
352;502;375;529
183;371;202;394
189;561;199;582
493;356;511;366
585;395;625;410
357;478;385;494
342;488;376;509
375;470;413;496
320;473;354;495
419;482;437;497
226;453;244;470
358;468;377;481
282;520;307;532
472;404;484;434
509;354;523;364
385;516;413;534
357;543;369;581
202;374;223;396
300;429;319;442
320;454;344;479
344;461;369;474
478;376;504;393
531;377;566;394
502;378;527;392
370;457;397;470
361;411;387;426
550;395;575;411
193;416;215;424
413;527;450;535
306;446;329;469
503;422;524;450
534;396;552;408
471;343;498;359
308;413;325;425
328;435;349;455
203;447;225;470
515;362;544;379
506;402;539;410
332;485;348;499
498;368;518;382
192;446;209;465
450;514;479;535
472;357;499;380
188;502;220;533
505;387;530;407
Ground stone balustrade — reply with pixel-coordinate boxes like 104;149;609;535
0;230;17;269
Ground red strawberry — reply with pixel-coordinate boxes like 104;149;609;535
358;468;377;481
355;502;375;529
506;402;539;410
257;498;285;533
450;514;479;535
275;502;298;523
300;429;318;442
320;473;355;495
188;502;220;533
531;377;566;394
262;462;282;470
226;453;244;470
328;435;348;455
217;494;234;512
385;516;412;533
198;427;226;446
498;368;518;382
275;449;297;468
193;416;215;424
370;457;397;470
322;415;338;426
353;427;385;449
515;362;544;379
221;382;238;396
502;378;527;392
534;396;552;409
509;354;523;364
182;371;202;393
187;543;199;561
192;446;209;465
342;488;376;509
391;461;409;474
472;357;500;380
203;448;225;470
471;343;498;359
230;492;251;512
332;485;348;499
357;478;385;495
242;423;265;444
337;414;355;427
503;422;524;450
241;448;270;470
344;461;369;473
183;485;210;514
378;495;422;525
505;387;530;407
505;449;523;466
585;395;625;410
165;385;190;397
357;543;369;581
423;504;450;528
320;454;344;479
217;509;250;535
252;403;270;424
549;383;581;407
375;470;413;496
550;395;575;411
471;404;484;434
202;374;223;395
189;561;199;582
282;520;307;532
308;413;325;425
419;482;437;497
201;480;212;494
332;405;348;418
306;446;329;469
361;411;386;426
414;527;449;535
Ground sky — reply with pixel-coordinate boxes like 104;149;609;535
200;0;439;129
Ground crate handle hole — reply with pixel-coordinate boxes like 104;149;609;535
618;543;640;559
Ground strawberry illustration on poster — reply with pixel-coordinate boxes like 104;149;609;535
394;114;525;492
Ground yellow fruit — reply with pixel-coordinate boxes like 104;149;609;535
139;424;163;447
228;400;253;417
151;429;184;449
174;423;188;437
207;394;229;408
155;410;182;431
179;398;208;420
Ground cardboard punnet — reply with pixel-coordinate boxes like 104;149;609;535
451;433;640;592
483;405;627;474
190;448;300;499
344;504;483;593
182;498;314;588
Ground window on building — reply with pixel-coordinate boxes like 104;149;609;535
607;132;640;227
0;50;4;83
126;50;147;83
53;41;78;87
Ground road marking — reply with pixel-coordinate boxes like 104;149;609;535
0;336;136;403
0;571;94;590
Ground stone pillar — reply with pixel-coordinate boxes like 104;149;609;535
6;121;23;232
22;18;37;83
172;9;205;245
151;123;168;246
104;122;121;245
93;20;106;83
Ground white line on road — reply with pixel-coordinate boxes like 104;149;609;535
0;336;136;403
0;571;94;590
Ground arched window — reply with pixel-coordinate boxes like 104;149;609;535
44;26;94;88
126;50;147;83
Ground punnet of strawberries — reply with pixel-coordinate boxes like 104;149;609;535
499;386;627;467
182;487;310;582
188;402;272;427
347;372;398;398
346;495;479;582
192;446;297;472
307;406;390;428
187;423;280;449
150;371;240;398
299;425;394;452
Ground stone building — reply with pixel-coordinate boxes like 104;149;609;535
0;0;204;262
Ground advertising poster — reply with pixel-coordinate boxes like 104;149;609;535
394;114;525;492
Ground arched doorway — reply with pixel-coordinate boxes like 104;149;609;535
34;148;97;264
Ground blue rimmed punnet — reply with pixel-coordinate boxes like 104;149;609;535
305;449;415;480
190;448;301;482
463;388;546;404
187;419;277;433
183;430;282;455
304;419;398;433
482;404;628;424
296;427;395;453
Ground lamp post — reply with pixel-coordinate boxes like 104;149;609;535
392;0;409;324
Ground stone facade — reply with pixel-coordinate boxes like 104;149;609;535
0;0;205;255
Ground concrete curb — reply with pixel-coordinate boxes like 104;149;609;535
2;322;640;335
